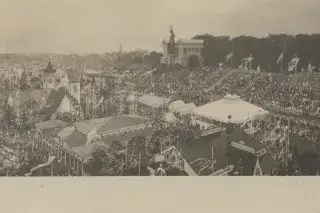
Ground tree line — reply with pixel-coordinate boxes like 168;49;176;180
193;34;320;73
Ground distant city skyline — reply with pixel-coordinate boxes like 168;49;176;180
0;0;320;53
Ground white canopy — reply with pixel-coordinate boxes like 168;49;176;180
177;102;197;115
138;94;171;108
192;94;269;124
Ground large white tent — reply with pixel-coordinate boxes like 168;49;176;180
192;94;269;124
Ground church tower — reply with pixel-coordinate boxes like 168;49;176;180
42;61;57;89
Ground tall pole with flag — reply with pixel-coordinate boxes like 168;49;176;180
277;52;284;72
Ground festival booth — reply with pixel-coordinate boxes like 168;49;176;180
192;94;269;125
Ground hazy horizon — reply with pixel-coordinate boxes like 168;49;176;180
1;0;320;54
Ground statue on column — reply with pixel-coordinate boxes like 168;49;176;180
168;25;175;55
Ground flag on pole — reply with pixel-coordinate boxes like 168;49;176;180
308;63;315;72
288;57;300;72
277;52;284;64
241;56;254;63
256;65;261;72
86;126;97;146
225;52;234;62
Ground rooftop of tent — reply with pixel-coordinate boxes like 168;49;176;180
192;94;269;124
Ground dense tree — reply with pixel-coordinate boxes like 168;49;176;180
143;51;162;68
188;55;200;67
87;149;109;176
19;71;30;90
193;33;320;72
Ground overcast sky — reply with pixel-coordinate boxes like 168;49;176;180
0;0;320;53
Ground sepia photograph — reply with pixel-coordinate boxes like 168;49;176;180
1;0;320;177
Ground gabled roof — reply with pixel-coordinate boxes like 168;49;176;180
40;86;81;118
174;127;267;175
76;114;152;134
41;86;68;118
36;120;66;130
36;120;67;138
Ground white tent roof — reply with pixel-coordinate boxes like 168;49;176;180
192;94;269;124
168;100;185;112
138;94;171;108
177;102;197;115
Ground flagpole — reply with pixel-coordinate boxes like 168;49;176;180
121;155;123;176
125;140;128;168
231;56;233;68
211;146;214;173
138;152;141;176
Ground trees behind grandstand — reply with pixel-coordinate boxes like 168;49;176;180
193;33;320;72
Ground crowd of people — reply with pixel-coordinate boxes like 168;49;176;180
132;66;320;120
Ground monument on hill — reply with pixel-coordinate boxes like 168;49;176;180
167;26;176;65
161;26;204;66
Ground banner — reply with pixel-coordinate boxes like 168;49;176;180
226;52;234;62
277;52;283;64
288;57;300;72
